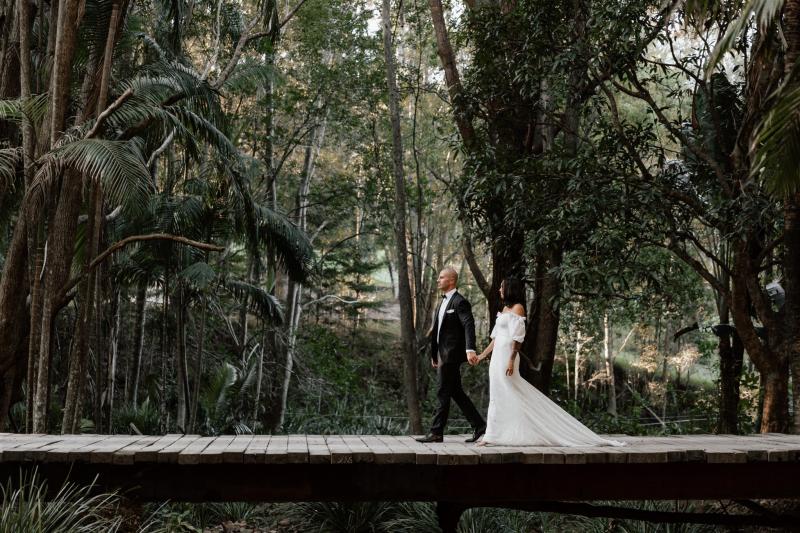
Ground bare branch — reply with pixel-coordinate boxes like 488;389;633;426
61;234;224;298
279;0;310;29
462;231;490;300
86;88;133;139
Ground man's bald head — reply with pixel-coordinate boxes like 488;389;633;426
437;267;458;292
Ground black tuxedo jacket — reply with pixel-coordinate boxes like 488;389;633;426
430;291;477;365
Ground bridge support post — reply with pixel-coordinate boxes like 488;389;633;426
436;501;465;533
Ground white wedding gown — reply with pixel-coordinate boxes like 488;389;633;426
483;312;626;447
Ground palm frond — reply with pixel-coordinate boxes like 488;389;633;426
225;279;283;324
703;0;783;76
33;139;150;214
200;362;237;426
0;148;22;191
168;106;236;158
180;261;217;290
0;93;49;125
256;203;314;282
751;83;800;196
222;62;275;93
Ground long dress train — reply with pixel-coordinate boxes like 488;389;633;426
482;311;626;447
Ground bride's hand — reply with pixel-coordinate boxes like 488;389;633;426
505;361;514;376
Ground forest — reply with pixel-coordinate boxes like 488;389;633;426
2;0;800;530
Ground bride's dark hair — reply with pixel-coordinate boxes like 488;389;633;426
501;277;526;311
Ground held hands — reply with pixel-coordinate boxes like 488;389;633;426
467;351;479;365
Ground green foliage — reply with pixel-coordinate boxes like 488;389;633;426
113;397;161;434
37;139;150;214
752;82;800;196
198;362;238;435
280;501;396;533
143;501;267;532
0;469;122;532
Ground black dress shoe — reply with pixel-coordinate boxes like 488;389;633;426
415;433;443;443
465;428;486;443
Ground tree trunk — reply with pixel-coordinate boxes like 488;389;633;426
428;0;476;149
603;312;617;417
574;329;582;400
717;330;744;434
159;273;169;433
787;193;800;432
731;242;788;432
382;0;422;434
176;285;189;432
524;250;561;395
104;287;121;431
189;301;205;432
130;281;147;407
782;0;800;434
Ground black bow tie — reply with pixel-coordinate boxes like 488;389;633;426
441;294;447;299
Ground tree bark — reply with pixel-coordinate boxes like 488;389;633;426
382;0;423;434
189;301;205;432
782;0;800;434
130;281;147;407
524;250;562;395
428;0;477;150
731;241;788;432
603;312;617;417
104;287;121;431
176;283;189;431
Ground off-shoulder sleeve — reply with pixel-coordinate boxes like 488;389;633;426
509;313;526;342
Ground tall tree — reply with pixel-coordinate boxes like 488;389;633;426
382;0;423;434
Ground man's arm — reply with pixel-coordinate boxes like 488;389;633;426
457;297;477;353
430;318;439;365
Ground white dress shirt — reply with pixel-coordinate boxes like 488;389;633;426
436;288;475;356
437;288;457;342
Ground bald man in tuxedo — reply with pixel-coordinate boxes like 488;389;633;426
416;267;486;443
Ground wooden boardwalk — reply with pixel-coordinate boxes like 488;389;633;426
2;433;800;529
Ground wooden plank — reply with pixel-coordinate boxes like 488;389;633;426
476;445;523;465
307;435;331;465
0;434;44;458
111;436;162;465
177;437;216;465
530;447;565;465
40;435;109;463
197;435;235;464
87;436;145;464
436;438;479;466
624;444;671;464
157;435;202;464
243;435;271;464
287;434;309;464
264;435;289;464
342;435;373;463
364;435;395;464
221;434;254;463
135;434;184;463
559;447;588;465
394;436;438;465
326;435;353;464
374;435;415;464
2;435;67;461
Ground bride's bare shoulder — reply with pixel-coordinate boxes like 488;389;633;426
510;304;525;317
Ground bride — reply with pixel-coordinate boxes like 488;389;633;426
473;277;625;447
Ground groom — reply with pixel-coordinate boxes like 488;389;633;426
416;267;486;443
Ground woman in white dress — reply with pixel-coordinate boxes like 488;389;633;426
474;277;625;447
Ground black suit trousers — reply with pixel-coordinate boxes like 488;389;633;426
430;361;485;435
